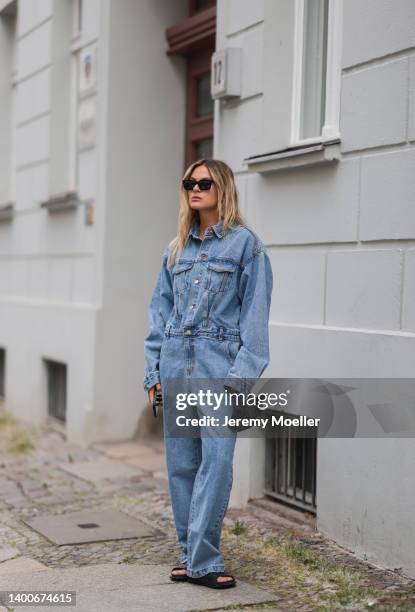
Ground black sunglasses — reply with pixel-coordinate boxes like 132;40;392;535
182;178;214;191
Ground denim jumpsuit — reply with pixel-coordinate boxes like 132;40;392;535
143;217;273;578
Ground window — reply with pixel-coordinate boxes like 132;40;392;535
265;420;317;513
69;0;83;191
299;0;329;139
73;0;83;36
41;0;86;216
0;348;5;399
0;0;17;206
69;0;97;179
9;2;17;203
45;0;74;198
166;1;216;167
186;48;214;165
45;359;67;422
189;0;215;16
291;0;342;145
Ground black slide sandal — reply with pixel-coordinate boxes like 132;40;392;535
187;571;236;589
170;566;188;582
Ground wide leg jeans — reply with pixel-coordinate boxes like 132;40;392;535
160;333;237;578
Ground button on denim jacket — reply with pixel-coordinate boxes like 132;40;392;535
143;218;273;393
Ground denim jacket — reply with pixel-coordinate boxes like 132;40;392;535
143;218;273;392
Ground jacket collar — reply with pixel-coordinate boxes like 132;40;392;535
188;218;224;240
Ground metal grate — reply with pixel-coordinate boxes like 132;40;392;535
265;415;317;513
45;359;67;422
0;348;5;399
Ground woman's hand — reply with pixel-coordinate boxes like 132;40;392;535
148;382;162;406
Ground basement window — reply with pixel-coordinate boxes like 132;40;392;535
45;359;67;423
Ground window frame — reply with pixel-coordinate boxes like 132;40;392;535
0;0;17;205
9;4;17;204
0;347;5;399
188;0;216;17
72;0;82;38
69;0;83;192
185;47;214;167
291;0;343;147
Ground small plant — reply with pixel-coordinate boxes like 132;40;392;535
263;535;280;548
284;541;312;561
10;437;34;454
231;519;248;536
0;413;14;427
0;411;37;455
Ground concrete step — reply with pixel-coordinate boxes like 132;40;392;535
0;562;278;612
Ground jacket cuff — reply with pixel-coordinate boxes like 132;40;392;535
143;370;160;392
223;375;253;395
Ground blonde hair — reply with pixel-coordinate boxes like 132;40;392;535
167;158;247;269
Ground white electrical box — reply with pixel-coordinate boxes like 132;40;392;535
211;48;241;100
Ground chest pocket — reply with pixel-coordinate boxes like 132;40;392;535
172;260;194;294
207;260;237;293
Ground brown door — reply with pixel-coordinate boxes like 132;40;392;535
185;47;214;167
166;2;216;169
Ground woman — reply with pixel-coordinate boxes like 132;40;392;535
143;158;273;589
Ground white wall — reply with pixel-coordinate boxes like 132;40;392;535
318;0;415;579
0;0;189;444
0;0;98;436
89;0;188;443
217;0;415;579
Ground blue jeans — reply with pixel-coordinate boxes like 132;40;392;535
160;333;238;578
164;435;237;578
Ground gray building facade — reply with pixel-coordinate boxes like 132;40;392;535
0;0;414;580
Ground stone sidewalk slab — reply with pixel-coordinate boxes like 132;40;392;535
0;563;277;611
0;547;20;562
153;470;168;480
124;454;166;473
0;557;47;575
59;458;145;483
23;509;158;545
93;441;164;460
91;442;167;473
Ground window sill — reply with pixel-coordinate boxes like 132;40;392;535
244;138;341;174
40;191;83;212
70;33;82;53
0;201;15;222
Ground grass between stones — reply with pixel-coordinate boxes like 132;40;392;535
221;523;384;611
0;411;36;455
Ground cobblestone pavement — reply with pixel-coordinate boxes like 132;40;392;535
0;412;414;611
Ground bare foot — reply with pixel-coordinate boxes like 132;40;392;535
217;575;233;582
